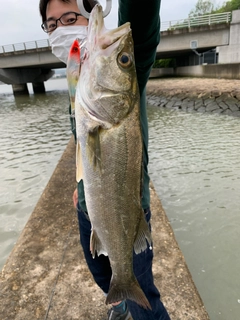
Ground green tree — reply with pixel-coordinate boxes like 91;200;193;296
190;0;240;16
153;58;176;68
189;0;215;16
214;0;240;13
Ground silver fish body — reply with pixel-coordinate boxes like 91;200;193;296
74;4;152;309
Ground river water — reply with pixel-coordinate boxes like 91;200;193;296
0;78;239;320
0;79;71;269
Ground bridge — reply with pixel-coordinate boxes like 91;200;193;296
0;39;65;94
1;10;240;94
157;11;232;61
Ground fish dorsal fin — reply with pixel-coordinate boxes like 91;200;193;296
76;141;83;182
133;211;152;254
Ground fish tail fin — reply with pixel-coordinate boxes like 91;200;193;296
105;278;151;310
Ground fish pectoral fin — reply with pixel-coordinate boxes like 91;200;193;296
90;229;107;258
87;127;102;170
76;141;83;182
133;211;152;254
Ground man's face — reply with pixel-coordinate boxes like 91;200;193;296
46;0;88;32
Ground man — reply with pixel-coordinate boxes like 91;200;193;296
39;1;171;319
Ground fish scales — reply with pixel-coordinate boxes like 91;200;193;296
69;4;152;309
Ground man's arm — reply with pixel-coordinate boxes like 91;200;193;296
118;0;161;94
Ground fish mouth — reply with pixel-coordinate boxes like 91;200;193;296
87;4;131;51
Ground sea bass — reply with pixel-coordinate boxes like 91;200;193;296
68;4;152;309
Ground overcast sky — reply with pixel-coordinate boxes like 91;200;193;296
0;0;226;46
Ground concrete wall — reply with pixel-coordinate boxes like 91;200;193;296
150;63;240;79
217;10;240;63
150;68;174;77
158;24;230;57
0;50;64;69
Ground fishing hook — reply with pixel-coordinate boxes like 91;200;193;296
77;0;112;19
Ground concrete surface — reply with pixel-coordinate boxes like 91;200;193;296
146;76;240;100
0;136;209;320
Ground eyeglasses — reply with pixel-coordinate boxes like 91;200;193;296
41;11;83;33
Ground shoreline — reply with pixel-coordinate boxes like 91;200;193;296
0;137;209;320
146;77;240;116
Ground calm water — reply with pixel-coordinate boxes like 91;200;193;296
0;79;71;270
0;79;240;319
147;106;240;320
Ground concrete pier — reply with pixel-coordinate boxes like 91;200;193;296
12;83;29;95
0;137;209;320
32;82;45;94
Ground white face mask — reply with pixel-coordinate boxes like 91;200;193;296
49;25;88;64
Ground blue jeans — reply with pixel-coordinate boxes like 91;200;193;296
77;204;171;320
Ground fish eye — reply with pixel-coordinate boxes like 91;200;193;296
118;52;132;68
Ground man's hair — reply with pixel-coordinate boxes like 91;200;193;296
39;0;99;22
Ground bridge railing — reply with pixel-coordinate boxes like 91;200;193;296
161;11;232;31
0;11;232;54
0;39;50;55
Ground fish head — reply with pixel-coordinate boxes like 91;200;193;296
77;4;139;126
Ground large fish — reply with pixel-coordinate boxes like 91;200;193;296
67;4;152;309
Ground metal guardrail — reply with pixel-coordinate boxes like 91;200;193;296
0;39;50;55
161;11;232;31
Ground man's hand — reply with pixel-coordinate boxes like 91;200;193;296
73;188;78;208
